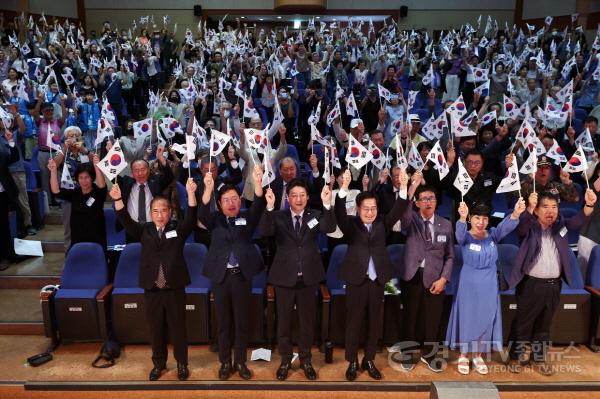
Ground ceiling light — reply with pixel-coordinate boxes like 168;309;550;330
293;20;301;29
315;16;320;19
240;16;245;19
277;16;282;19
259;18;264;21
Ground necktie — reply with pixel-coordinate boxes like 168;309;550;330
282;184;289;209
424;220;432;243
155;228;167;288
138;184;147;223
294;215;302;236
228;217;238;266
365;224;377;281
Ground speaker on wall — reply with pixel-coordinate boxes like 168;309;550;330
194;5;202;17
400;5;408;18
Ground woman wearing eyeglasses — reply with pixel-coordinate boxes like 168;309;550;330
446;199;525;375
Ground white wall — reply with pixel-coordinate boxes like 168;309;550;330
1;0;78;18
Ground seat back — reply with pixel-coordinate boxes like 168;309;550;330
176;181;188;210
184;243;210;288
565;248;585;290
559;208;581;245
586;245;600;288
104;208;125;247
113;243;142;288
30;146;40;171
497;243;519;291
60;243;108;289
326;245;347;292
23;161;38;191
387;244;405;278
446;245;463;295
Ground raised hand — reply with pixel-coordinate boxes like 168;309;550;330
203;173;214;193
528;191;538;212
185;177;197;195
252;165;263;186
512;197;526;219
110;183;122;200
47;158;57;173
265;188;275;209
458;201;469;221
321;184;332;205
341;169;351;190
585;188;597;207
399;168;409;188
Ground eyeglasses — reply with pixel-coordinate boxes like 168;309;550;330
418;196;437;203
221;196;240;205
360;206;377;213
465;160;482;166
288;193;307;200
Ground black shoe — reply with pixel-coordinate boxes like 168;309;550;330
0;263;9;271
361;358;382;380
218;362;233;380
177;363;190;381
235;362;252;380
26;226;37;236
276;362;291;381
420;356;444;373
149;366;166;381
300;362;317;380
345;361;359;381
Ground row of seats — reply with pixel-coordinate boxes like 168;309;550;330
42;241;598;350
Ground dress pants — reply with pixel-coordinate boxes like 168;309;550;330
144;288;188;368
0;192;16;261
275;277;317;364
400;268;446;360
345;278;384;362
213;271;251;364
508;275;562;362
10;171;32;227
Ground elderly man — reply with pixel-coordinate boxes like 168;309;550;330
517;78;544;109
507;189;597;376
516;155;580;205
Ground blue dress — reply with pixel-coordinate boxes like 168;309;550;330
445;216;519;354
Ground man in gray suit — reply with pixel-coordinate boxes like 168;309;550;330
398;172;454;373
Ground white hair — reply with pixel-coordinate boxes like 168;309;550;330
64;126;82;137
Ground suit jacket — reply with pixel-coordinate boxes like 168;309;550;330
399;207;454;288
260;207;336;287
116;205;197;290
508;210;590;289
334;192;409;285
116;161;174;231
198;194;266;284
0;142;19;201
271;175;324;211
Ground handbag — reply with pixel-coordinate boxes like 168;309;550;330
92;337;120;368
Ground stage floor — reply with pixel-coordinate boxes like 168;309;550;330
2;335;600;395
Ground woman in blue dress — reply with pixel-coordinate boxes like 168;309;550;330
446;199;525;375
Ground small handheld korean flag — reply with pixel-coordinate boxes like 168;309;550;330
345;135;373;170
311;124;331;147
95;118;114;147
368;140;386;170
496;161;521;194
407;143;424;170
159;117;183;139
133;117;153;140
480;110;497;126
474;80;490;97
326;101;341;126
453;158;474;198
307;101;322;125
335;81;345;100
209;129;231;157
425;141;449;180
60;164;75;189
575;128;595;152
519;151;538;175
46;126;62;152
503;95;520;120
563;144;588;174
262;140;276;187
378;84;391;102
243;94;260;119
323;143;331;184
447;94;467;119
471;66;489;83
346;92;359;117
98;139;128;181
545;139;568;165
422;64;435;86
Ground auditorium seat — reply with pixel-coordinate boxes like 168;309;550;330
42;243;111;342
501;247;590;344
559;208;582;246
111;243;151;343
104;208;125;247
183;243;211;344
437;193;454;220
585;245;600;349
574;108;587;121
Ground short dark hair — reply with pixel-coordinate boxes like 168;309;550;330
464;148;483;159
470;203;491;217
417;141;433;152
585;116;598;125
356;191;378;208
74;163;96;182
150;195;172;209
216;184;241;204
414;185;438;201
131;159;150;169
286;178;309;195
537;191;560;207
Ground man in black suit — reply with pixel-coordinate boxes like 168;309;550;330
193;155;242;245
374;165;407;244
116;145;174;242
111;177;198;381
198;166;266;380
270;156;323;211
260;179;336;381
0;129;24;269
335;169;410;381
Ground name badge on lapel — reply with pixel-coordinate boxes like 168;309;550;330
484;179;493;187
559;226;568;237
437;235;447;243
86;197;95;207
307;218;318;229
165;230;178;239
469;243;481;252
235;218;247;226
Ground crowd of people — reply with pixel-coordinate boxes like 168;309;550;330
1;10;600;381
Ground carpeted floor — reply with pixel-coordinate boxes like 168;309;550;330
0;290;42;321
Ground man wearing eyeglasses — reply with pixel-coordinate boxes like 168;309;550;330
260;179;336;381
198;166;266;381
397;177;454;373
335;169;410;381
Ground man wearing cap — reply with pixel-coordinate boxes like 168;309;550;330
32;92;67;207
510;154;579;205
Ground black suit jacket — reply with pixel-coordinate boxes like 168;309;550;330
334;192;409;285
116;205;197;290
198;194;266;284
0;142;19;202
260;207;336;287
271;176;324;211
116;162;174;231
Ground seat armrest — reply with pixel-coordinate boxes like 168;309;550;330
96;284;114;301
320;283;330;302
40;289;57;301
267;284;275;301
585;285;600;298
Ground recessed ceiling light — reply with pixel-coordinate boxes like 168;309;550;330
259;18;264;21
315;16;320;19
240;16;245;19
277;16;282;19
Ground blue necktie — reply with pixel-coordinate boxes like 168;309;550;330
366;224;377;281
228;217;238;266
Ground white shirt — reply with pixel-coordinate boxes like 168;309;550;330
127;182;153;223
528;228;561;279
392;187;408;232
